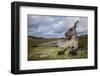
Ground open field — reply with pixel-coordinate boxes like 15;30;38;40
28;35;88;61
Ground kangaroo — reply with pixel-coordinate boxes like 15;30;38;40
38;18;79;56
57;19;79;55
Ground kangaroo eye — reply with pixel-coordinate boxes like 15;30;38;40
69;28;72;31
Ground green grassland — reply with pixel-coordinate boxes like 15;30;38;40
28;35;88;61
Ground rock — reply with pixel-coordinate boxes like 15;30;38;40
39;54;49;58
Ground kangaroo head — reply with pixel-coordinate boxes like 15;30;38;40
65;19;79;40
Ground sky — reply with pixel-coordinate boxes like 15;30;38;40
28;15;88;38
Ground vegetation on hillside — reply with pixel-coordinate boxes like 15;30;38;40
28;35;88;61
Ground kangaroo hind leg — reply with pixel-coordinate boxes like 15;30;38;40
57;48;66;55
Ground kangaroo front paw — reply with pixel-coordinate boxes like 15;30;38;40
58;51;65;55
69;51;77;56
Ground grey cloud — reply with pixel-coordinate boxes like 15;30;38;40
28;15;88;38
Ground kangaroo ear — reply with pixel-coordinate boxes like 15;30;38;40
73;25;77;29
72;24;77;29
74;20;79;29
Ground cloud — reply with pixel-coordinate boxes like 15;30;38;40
28;15;88;38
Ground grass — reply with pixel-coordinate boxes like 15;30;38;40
28;46;87;61
28;35;88;61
